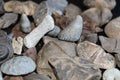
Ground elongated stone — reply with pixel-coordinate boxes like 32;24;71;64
58;15;83;42
24;15;54;48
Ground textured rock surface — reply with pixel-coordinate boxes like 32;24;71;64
24;15;54;48
105;17;120;39
77;41;115;69
4;76;23;80
1;56;36;75
58;15;83;42
103;68;120;80
43;36;77;57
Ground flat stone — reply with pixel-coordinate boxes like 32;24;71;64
1;56;36;75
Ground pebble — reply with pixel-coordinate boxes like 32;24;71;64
105;17;120;39
23;73;50;80
33;1;48;26
47;25;61;37
103;68;120;80
0;0;4;14
84;0;116;10
0;13;18;29
58;15;83;42
20;14;32;33
4;76;23;80
4;1;38;16
24;15;54;48
1;56;36;75
77;41;115;69
43;36;77;57
46;0;68;15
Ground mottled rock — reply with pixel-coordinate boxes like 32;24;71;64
0;13;18;29
82;8;112;26
20;14;32;33
0;30;13;65
58;15;83;42
24;15;54;48
103;68;120;80
23;73;50;80
43;36;77;57
1;56;36;75
105;17;120;39
0;0;4;14
84;0;116;10
12;37;23;55
47;25;61;37
77;41;115;69
4;1;38;15
4;76;23;80
46;0;68;15
33;1;48;26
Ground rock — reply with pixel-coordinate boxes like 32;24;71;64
4;76;23;80
82;8;112;26
22;47;37;62
38;42;101;80
65;3;81;20
0;13;18;29
84;0;116;10
46;0;68;15
0;70;3;80
0;30;13;65
24;15;54;48
4;1;38;15
33;1;48;26
20;14;32;33
103;68;120;80
12;37;23;55
115;54;120;68
47;25;61;37
0;19;5;29
23;73;50;80
77;41;115;69
43;36;77;57
58;15;83;42
105;17;120;39
0;0;4;14
1;56;36;75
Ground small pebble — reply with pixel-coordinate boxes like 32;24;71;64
103;68;120;80
58;15;83;42
1;56;36;75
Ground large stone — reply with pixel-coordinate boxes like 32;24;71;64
1;56;36;75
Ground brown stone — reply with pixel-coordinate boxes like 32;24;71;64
4;76;23;80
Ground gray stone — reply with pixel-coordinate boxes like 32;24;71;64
1;56;36;75
0;70;3;80
0;0;4;14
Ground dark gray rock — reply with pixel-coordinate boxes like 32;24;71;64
0;0;4;14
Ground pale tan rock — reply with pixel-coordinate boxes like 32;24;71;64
105;17;120;39
77;41;115;69
4;1;38;15
12;37;23;55
4;76;23;80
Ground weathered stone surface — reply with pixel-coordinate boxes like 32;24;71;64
58;15;83;42
43;36;77;57
23;73;50;80
105;17;120;39
0;30;13;65
4;1;38;15
24;15;54;48
1;56;36;75
33;1;48;26
37;42;101;80
84;0;116;10
103;68;120;80
4;76;23;80
77;41;115;69
0;13;18;29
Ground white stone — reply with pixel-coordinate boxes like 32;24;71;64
24;15;54;48
58;15;83;42
103;68;120;80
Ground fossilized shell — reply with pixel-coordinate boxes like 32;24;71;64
24;15;54;48
4;1;38;15
103;68;120;80
77;41;115;69
58;15;83;42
